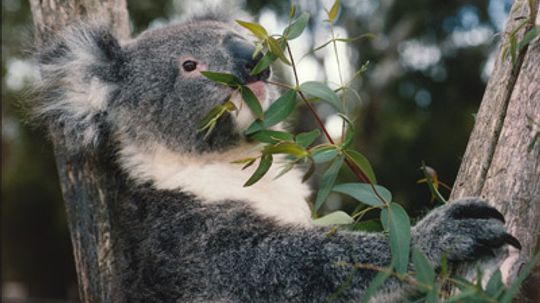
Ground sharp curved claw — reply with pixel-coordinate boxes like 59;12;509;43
503;233;522;250
451;203;506;223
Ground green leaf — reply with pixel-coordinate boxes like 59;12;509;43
443;288;479;303
332;183;390;206
361;269;391;303
312;210;354;226
302;159;316;182
284;12;310;40
350;219;383;232
425;284;439;303
198;100;237;138
231;157;256;165
381;203;411;274
315;156;344;211
240;86;264;120
263;89;298;127
273;162;295;180
244;154;273;187
485;269;503;297
343;149;377;184
236;20;268;40
266;36;290;65
518;26;540;51
300;81;343;112
296;129;321;147
262;89;297;127
510;34;517;65
328;0;340;23
312;147;338;164
288;4;296;18
337;113;354;148
245;121;263;135
231;157;258;170
250;51;277;75
249;130;294;144
440;254;448;278
201;71;241;86
412;248;435;285
263;142;307;158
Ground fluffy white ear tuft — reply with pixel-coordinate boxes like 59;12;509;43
34;23;125;153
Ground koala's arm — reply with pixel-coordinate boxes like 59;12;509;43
205;224;395;302
132;188;518;303
202;200;518;303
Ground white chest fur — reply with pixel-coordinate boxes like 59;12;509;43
118;143;313;226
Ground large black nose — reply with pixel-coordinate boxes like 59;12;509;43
225;36;271;84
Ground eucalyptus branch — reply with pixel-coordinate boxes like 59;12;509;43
285;40;392;204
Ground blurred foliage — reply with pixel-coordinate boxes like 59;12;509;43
1;0;511;299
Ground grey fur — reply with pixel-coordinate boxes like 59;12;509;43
34;16;517;302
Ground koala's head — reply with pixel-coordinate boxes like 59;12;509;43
36;16;273;155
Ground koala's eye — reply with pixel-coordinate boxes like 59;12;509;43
182;60;198;72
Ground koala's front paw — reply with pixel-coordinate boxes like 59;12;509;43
412;198;521;266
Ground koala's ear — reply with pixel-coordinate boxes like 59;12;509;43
35;24;126;153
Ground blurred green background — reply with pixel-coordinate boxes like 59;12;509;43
1;0;512;301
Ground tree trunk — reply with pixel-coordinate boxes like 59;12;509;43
450;0;540;297
29;1;130;302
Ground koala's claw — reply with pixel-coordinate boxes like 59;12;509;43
449;199;506;223
502;233;521;249
412;198;521;265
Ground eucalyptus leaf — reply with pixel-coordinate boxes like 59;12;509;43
250;51;277;75
273;162;295;180
289;4;296;18
350;219;383;232
485;269;503;297
412;248;435;285
518;26;540;51
201;71;240;86
249;130;294;144
315;156;344;211
380;203;411;274
240;86;264;120
328;0;340;23
197;100;237;138
244;154;273;187
361;269;391;303
263;142;307;158
284;12;310;40
302;159;316;182
300;81;343;112
313;210;353;226
262;89;298;127
343;149;377;184
425;284;439;303
443;288;479;303
267;36;290;65
332;183;390;206
296;129;321;147
236;20;268;40
312;147;338;164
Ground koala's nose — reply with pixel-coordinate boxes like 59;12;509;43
226;37;271;84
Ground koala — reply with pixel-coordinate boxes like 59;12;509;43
34;13;520;303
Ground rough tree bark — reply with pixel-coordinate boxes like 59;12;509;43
29;1;130;302
450;0;540;299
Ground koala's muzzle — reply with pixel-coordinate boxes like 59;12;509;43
225;36;271;84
